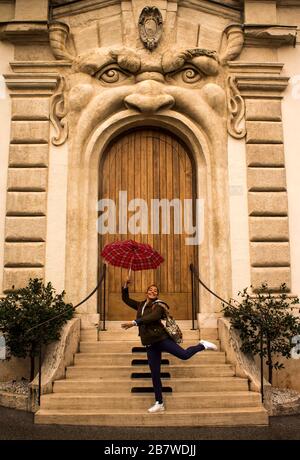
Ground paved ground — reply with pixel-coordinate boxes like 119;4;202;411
0;406;300;440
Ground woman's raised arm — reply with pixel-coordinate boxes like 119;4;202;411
121;285;139;311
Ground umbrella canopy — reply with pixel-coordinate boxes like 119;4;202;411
101;239;164;271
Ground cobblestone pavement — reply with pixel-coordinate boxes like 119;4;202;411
0;406;300;440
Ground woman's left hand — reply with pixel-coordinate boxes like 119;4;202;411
121;322;135;330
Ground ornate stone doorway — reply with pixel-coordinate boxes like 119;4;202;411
99;128;198;320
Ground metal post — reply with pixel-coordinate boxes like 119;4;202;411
98;268;101;317
197;271;200;328
103;263;107;331
97;265;102;340
195;264;200;330
38;344;42;406
260;330;264;403
190;264;195;330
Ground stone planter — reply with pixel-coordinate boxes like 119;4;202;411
268;387;300;416
0;390;30;411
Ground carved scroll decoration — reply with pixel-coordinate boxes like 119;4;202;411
226;76;246;139
220;24;244;65
50;76;68;146
244;25;297;48
48;21;74;61
138;6;163;51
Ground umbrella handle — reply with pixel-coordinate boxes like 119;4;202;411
128;266;132;280
123;266;132;289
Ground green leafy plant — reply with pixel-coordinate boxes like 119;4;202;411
222;283;300;384
0;278;74;380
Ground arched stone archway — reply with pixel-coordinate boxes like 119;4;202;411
64;111;231;326
99;127;199;320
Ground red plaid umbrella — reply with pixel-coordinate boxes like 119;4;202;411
101;239;164;278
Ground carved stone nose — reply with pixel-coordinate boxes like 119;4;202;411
124;81;174;113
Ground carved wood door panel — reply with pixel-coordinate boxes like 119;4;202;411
99;129;197;320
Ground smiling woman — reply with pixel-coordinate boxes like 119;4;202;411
121;279;217;413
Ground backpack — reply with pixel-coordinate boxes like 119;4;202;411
152;300;183;344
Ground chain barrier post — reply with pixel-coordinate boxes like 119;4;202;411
260;329;264;403
38;344;42;406
190;264;196;330
102;263;107;331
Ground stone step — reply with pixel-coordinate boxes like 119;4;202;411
40;391;262;411
79;340;220;352
74;352;226;365
93;325;219;340
199;329;219;340
53;377;250;394
35;407;268;426
102;320;199;329
81;329;201;341
66;364;235;379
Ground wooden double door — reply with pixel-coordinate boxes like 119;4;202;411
99;129;197;320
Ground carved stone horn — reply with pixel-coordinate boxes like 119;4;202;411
48;21;74;61
220;24;244;65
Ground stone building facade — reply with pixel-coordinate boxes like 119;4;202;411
0;0;300;390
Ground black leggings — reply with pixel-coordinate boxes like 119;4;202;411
146;338;205;404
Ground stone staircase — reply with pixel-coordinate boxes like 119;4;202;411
35;321;268;426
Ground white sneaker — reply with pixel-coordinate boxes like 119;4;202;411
148;402;165;413
200;339;218;351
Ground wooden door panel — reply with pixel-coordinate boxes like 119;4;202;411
99;129;196;320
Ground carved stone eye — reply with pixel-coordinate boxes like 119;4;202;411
181;68;202;84
165;67;203;85
94;67;129;84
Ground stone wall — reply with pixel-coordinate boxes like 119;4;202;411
0;356;29;382
278;11;300;299
245;75;291;292
0;40;13;300
2;75;58;293
0;0;300;389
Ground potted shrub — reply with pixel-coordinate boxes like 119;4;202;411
222;283;300;384
0;278;74;381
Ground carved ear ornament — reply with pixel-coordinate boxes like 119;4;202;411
226;75;246;139
50;76;68;146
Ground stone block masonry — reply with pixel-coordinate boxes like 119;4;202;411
2;75;58;292
244;81;291;291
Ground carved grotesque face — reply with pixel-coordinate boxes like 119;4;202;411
66;46;227;144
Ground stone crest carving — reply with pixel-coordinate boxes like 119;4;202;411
138;6;163;51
